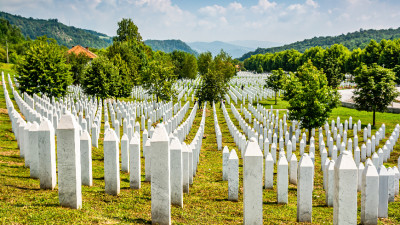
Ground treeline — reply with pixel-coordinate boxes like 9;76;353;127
14;18;236;102
244;39;400;85
0;11;112;49
0;18;30;63
144;39;198;56
239;27;400;61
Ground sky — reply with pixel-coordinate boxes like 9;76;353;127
2;0;400;44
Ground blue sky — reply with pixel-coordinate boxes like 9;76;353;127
2;0;400;44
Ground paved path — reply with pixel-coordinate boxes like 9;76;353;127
338;88;400;109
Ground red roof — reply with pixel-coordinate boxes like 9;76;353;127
67;45;97;59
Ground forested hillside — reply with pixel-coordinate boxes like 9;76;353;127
0;11;112;49
145;39;198;55
239;27;400;60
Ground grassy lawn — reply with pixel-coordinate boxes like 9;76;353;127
1;70;400;224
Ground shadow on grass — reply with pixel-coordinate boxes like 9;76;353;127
1;173;29;179
31;203;60;208
263;201;278;205
121;217;151;224
6;184;40;191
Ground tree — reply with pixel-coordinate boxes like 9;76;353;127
170;50;198;79
284;60;340;143
320;44;349;88
109;53;134;99
353;63;398;126
361;39;381;65
196;50;236;104
15;36;72;98
181;53;198;79
378;39;400;68
66;52;91;85
107;37;148;85
345;48;362;73
265;68;286;105
197;52;212;75
82;55;118;100
113;18;142;43
141;51;177;102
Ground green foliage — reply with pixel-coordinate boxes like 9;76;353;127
0;18;28;63
197;51;212;76
353;63;399;126
361;39;381;65
82;55;117;100
320;44;349;87
265;68;286;104
66;52;91;85
145;39;198;55
110;53;134;99
170;50;198;79
345;48;363;73
141;51;177;102
392;65;400;84
239;27;400;61
113;18;142;43
196;50;236;104
284;60;340;142
0;18;25;45
15;36;72;98
244;38;400;87
106;39;148;85
0;12;112;49
379;39;400;68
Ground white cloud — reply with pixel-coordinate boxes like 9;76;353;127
306;0;318;8
198;5;226;17
251;0;277;13
228;2;244;11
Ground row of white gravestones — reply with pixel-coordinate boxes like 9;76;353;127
242;137;316;223
213;102;222;151
221;104;247;155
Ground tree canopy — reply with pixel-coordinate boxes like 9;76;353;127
113;18;142;43
284;60;340;142
352;63;399;126
265;68;286;105
82;55;117;100
196;50;236;104
15;36;72;98
141;51;177;102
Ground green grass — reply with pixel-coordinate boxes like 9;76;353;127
1;73;400;223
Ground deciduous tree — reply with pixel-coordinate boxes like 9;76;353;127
265;68;286;105
284;60;340;143
15;36;72;98
353;63;398;126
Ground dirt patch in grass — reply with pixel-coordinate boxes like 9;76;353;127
0;150;18;156
0;160;24;166
0;108;8;114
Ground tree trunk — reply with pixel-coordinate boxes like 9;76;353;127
373;108;376;127
308;127;312;145
275;91;277;105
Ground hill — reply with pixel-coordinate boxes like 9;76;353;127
0;11;113;49
188;41;254;58
227;40;281;50
238;27;400;61
144;39;198;55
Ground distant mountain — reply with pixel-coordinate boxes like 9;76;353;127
227;40;282;50
144;39;197;55
238;27;400;61
0;11;112;49
188;41;254;58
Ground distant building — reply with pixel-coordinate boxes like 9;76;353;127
67;45;97;59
